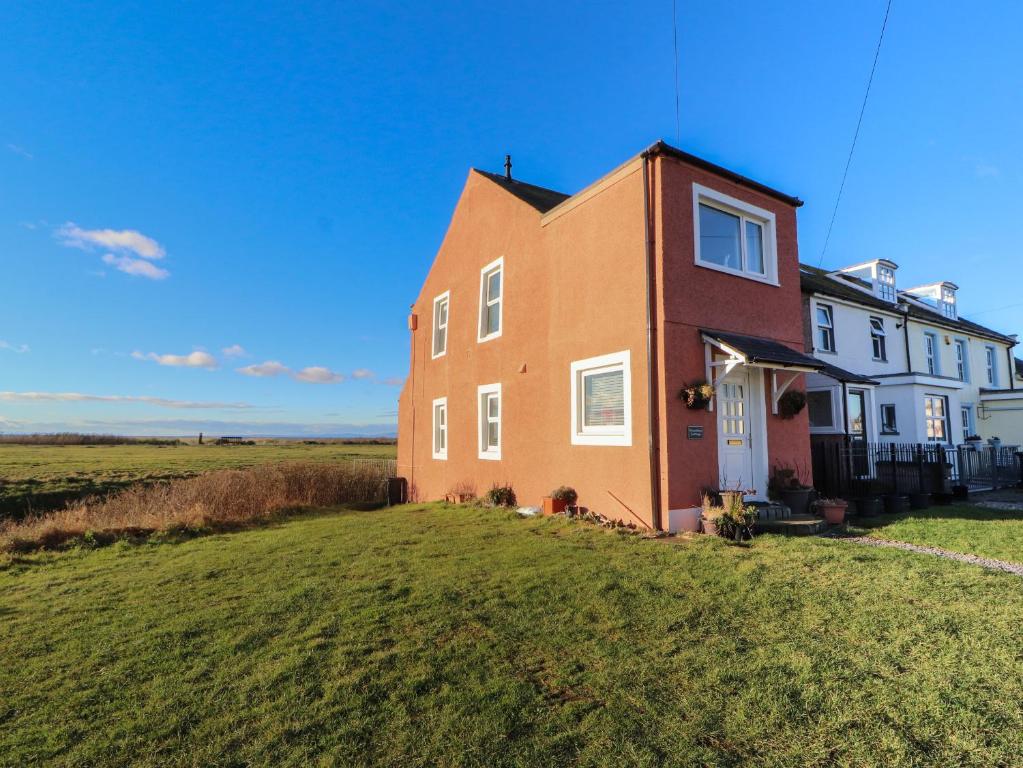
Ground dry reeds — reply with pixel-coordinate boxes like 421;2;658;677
0;460;393;553
0;433;182;446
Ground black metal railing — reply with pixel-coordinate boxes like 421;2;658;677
810;438;1022;498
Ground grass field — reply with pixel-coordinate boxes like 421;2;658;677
0;441;396;518
4;503;1023;767
851;502;1023;564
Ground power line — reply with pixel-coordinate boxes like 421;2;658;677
672;0;680;145
818;0;893;267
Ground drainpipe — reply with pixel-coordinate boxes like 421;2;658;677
1006;345;1016;391
408;306;417;496
841;381;850;442
642;151;662;531
902;311;912;373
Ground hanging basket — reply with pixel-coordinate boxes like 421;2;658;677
778;390;807;419
680;382;714;410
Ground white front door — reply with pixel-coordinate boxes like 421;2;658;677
717;370;756;494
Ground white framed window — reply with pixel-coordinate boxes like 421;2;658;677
692;184;777;284
877;266;896;302
477;383;501;459
880;403;898;434
570;350;632;446
478;258;503;343
432;291;449;359
807;389;835;429
816;304;835;353
432;397;447;459
941;286;957;319
961;405;974;442
986;346;998;386
869;316;887;361
924;333;938;375
924;394;949;443
954;339;968;382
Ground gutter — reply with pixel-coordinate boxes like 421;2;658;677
642;150;662;532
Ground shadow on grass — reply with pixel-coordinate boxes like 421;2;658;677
850;503;1023;533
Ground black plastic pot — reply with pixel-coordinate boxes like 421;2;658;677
854;496;883;517
883;494;910;515
909;492;932;510
780;488;814;517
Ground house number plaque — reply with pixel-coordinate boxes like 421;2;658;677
687;425;703;440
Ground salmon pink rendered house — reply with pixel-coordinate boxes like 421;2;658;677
397;141;826;532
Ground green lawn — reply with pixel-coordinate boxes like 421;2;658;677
4;504;1023;767
852;502;1023;564
0;442;395;518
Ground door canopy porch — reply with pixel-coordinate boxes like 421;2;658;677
701;329;825;415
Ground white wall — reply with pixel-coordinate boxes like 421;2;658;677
808;296;907;376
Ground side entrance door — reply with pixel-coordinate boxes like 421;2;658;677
718;370;755;493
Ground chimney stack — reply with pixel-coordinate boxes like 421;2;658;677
504;154;512;180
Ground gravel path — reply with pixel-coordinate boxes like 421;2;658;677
829;534;1023;577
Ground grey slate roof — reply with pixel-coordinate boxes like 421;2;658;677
814;360;880;385
800;264;1017;344
473;170;570;213
702;329;824;370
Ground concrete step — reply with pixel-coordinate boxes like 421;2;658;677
756;513;828;536
750;502;792;522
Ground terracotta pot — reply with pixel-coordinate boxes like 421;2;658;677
701;517;720;536
542;497;568;516
818;501;847;525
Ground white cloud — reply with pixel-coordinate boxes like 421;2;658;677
293;366;345;384
132;350;218;369
102;253;169;280
0;340;29;353
6;143;33;160
381;376;404;387
351;368;375;379
0;391;251;409
237;360;291;377
58;222;165;259
222;344;248;358
975;162;1000;178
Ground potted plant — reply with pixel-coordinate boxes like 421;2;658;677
989;436;1002;448
700;496;724;536
680;382;714;410
485;485;517;508
769;465;813;516
908;491;932;510
815;498;848;525
542;486;577;516
882;494;910;514
717;494;756;541
777;390;807;419
965;434;983;449
854;495;883;517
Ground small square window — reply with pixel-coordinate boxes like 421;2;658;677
570;351;632;446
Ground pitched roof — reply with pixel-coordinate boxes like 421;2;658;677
701;329;824;370
814;360;879;385
473;170;570;213
800;264;1016;344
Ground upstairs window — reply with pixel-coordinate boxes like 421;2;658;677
954;339;969;382
477;383;501;459
478;258;503;342
432;292;449;359
432;398;447;460
941;286;957;319
570;351;632;446
924;333;938;375
869;317;887;361
693;184;777;283
877;266;896;302
816;304;835;353
986;346;998;386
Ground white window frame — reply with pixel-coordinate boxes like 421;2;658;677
877;266;896;302
431;291;450;359
954;339;969;382
807;387;839;432
432;397;448;460
569;350;632;446
924;333;938;375
986;346;998;386
477;257;504;343
816;303;835;353
692;184;778;285
869;316;887;361
880;403;898;435
941;286;957;319
477;383;501;460
924;394;950;443
961;404;974;442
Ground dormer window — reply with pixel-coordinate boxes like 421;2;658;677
941;285;957;319
877;265;896;302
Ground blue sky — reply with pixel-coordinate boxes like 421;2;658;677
2;1;1021;436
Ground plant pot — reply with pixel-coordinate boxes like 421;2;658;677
542;497;567;516
818;500;847;525
883;494;910;515
854;496;883;517
780;488;814;517
718;490;745;509
909;492;932;510
951;485;970;501
701;517;720;536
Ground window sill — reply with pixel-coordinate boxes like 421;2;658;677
880;431;899;436
571;432;632;447
478;451;501;461
694;260;779;286
477;331;502;344
815;349;838;356
431;351;447;360
432;453;448;460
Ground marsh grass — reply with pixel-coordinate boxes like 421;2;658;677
0;461;392;553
